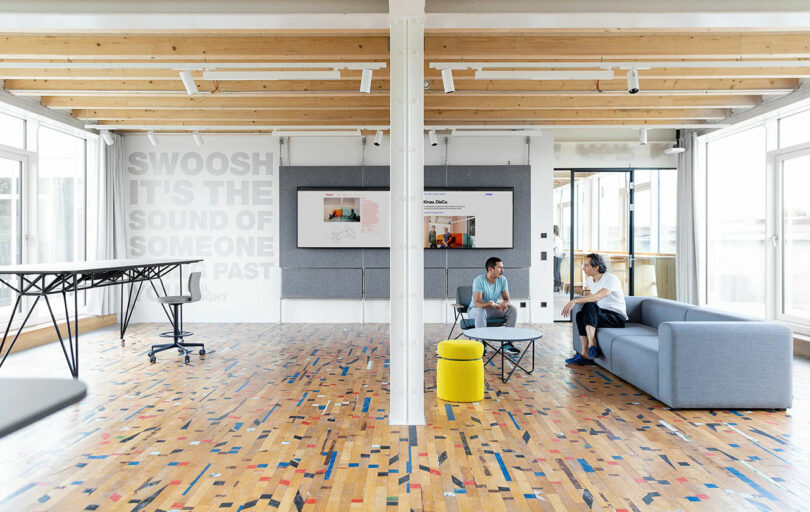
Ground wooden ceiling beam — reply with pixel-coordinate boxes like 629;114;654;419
45;96;389;110
42;94;759;110
0;35;389;60
4;65;809;82
3;79;389;92
73;107;725;122
7;78;796;94
425;108;729;121
425;95;759;109
74;109;389;122
425;33;810;59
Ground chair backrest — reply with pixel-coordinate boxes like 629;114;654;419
456;285;472;309
188;272;202;302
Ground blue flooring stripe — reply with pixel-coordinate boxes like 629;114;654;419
236;378;251;392
0;483;37;504
341;366;349;376
182;463;211;496
261;404;279;423
287;372;299;384
506;411;520;430
324;451;337;480
124;405;149;421
223;361;238;373
578;458;595;472
296;392;308;407
361;397;371;413
725;466;777;501
494;453;512;482
445;404;455;421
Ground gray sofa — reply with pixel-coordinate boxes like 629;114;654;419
571;296;793;409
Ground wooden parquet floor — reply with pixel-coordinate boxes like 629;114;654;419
1;322;809;511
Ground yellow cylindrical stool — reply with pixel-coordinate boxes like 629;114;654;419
437;339;484;402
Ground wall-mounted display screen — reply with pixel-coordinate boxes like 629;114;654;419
423;189;513;249
297;187;513;248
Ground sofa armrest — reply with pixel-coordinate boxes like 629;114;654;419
658;321;793;409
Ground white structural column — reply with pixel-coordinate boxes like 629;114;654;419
388;0;426;426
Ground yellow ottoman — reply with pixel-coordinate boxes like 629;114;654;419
437;339;484;402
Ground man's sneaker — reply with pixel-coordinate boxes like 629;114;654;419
581;357;597;365
565;353;585;365
587;346;600;359
504;342;521;355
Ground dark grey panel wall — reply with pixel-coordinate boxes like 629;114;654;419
447;267;530;300
282;268;363;298
280;165;531;298
425;268;447;298
363;268;389;299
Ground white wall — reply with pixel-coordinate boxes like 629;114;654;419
123;134;281;323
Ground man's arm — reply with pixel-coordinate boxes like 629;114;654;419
499;290;511;311
560;288;610;317
473;291;496;309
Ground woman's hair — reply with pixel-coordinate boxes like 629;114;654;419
585;253;607;274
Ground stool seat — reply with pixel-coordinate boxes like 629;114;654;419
437;338;483;360
157;295;192;305
437;339;484;403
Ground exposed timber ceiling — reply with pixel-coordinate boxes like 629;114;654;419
1;31;808;134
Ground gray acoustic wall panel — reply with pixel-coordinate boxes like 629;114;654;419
280;165;531;298
430;165;532;269
363;268;389;299
448;267;530;299
282;268;363;298
424;268;447;298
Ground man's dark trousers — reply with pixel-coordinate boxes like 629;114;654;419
575;302;625;333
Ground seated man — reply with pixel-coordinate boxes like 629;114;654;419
561;252;627;365
440;227;455;248
469;257;519;354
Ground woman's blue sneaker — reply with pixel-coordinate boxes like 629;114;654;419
587;346;600;359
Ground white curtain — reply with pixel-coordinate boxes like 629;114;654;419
96;133;129;315
676;130;699;304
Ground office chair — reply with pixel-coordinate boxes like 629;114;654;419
448;285;507;339
148;272;206;364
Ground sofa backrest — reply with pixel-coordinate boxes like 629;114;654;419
640;297;694;328
624;295;645;323
684;307;754;322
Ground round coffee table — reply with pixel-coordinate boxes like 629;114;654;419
463;327;542;383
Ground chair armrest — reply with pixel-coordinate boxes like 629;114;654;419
452;303;466;310
658;321;793;409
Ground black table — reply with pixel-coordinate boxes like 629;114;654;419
463;327;542;383
0;258;202;377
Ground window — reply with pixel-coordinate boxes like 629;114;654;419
37;127;86;264
706;126;767;317
779;108;810;149
0;112;25;149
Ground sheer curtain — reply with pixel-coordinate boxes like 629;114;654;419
676;130;699;304
92;133;129;316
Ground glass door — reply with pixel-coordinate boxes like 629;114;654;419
554;168;678;321
776;147;810;325
0;152;24;319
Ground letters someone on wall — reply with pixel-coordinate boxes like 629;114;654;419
125;135;278;321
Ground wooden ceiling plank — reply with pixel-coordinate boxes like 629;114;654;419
74;109;389;121
424;33;810;60
425;108;729;120
0;35;389;60
7;77;796;93
45;95;389;109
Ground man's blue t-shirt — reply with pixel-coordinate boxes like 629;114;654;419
470;273;508;308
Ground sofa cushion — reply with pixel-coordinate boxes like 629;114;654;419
611;335;660;397
595;323;658;371
641;298;694;328
684;307;754;323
